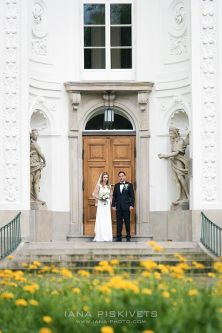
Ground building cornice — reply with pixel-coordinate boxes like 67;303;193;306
64;81;154;93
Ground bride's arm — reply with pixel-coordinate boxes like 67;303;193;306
110;185;113;205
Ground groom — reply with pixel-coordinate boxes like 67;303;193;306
112;171;135;242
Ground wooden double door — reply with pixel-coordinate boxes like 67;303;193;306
83;135;136;236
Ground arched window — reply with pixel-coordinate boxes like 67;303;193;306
85;109;133;130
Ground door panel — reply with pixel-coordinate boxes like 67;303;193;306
83;136;136;236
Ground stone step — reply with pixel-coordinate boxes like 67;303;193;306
67;235;153;242
0;241;215;270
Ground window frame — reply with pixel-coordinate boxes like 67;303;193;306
81;0;134;80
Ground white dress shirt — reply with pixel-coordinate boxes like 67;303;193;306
120;182;125;193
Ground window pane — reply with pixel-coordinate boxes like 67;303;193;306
84;4;105;25
111;27;131;46
84;49;105;69
84;27;105;47
110;4;131;24
111;48;132;69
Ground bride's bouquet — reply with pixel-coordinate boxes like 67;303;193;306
99;191;110;205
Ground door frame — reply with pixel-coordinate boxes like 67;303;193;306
65;81;153;236
82;133;136;236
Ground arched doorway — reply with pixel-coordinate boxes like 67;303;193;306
83;108;136;237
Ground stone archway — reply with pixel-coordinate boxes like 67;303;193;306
65;81;153;237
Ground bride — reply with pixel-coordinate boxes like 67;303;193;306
92;172;113;242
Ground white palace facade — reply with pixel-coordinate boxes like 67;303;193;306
0;0;222;242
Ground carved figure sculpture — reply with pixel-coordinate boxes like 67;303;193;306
30;129;46;204
158;127;189;206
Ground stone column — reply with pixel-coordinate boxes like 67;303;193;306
0;0;29;211
191;0;222;210
137;92;151;235
68;92;82;234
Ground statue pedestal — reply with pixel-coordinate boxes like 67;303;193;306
171;200;189;211
31;201;47;210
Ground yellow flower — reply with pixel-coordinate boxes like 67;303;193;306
214;262;222;273
99;261;109;266
110;259;119;265
171;288;177;293
192;261;205;269
42;316;53;324
29;299;39;306
153;245;163;252
162;291;170;298
1;292;14;299
83;305;89;312
94;264;114;275
142;271;151;278
158;283;166;290
23;283;39;293
184;277;193;283
15;299;28;307
101;326;114;333
104;276;139;293
218;308;222;313
60;268;73;278
208;272;216;278
51;290;59;296
97;285;111;294
140;260;157;271
77;270;90;278
6;255;14;260
154;272;161;280
143;330;154;333
6;282;17;287
141;288;152;295
21;262;28;267
72;288;80;294
39;328;53;333
158;264;169;274
32;261;41;267
188;289;198;297
92;279;100;285
147;240;157;247
40;265;51;272
174;253;187;262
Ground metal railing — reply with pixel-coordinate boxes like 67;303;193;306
201;212;222;256
0;212;21;260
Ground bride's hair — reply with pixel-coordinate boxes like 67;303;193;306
100;172;109;185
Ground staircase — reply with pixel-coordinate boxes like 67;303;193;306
0;241;215;275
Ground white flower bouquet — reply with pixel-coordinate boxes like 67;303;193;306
99;190;110;205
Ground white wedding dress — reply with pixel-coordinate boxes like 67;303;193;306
93;185;113;242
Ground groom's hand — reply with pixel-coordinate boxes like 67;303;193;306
112;207;116;211
129;206;134;211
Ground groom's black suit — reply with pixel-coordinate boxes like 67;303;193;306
112;182;135;241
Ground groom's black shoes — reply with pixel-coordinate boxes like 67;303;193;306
126;238;131;242
116;237;122;242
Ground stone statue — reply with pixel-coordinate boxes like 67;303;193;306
158;127;189;207
30;129;46;207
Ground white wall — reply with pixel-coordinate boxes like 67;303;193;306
28;0;192;212
6;0;222;214
148;0;191;211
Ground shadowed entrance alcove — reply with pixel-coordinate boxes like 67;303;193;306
83;107;136;236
